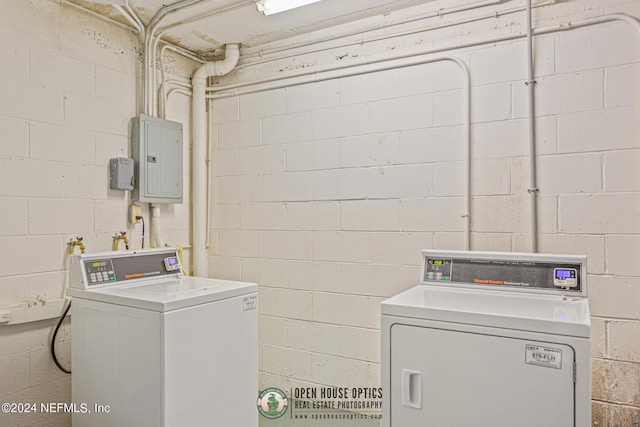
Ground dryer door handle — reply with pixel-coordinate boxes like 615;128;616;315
401;369;422;409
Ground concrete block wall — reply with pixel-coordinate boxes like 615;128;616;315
0;2;193;426
209;1;640;424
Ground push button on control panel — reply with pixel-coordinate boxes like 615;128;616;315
424;258;452;282
85;260;116;285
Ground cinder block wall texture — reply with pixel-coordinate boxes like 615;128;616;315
208;1;640;425
0;1;193;426
0;0;639;425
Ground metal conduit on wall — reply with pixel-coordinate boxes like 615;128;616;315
63;0;640;273
137;0;639;271
198;13;640;266
145;0;539;273
143;0;209;115
209;55;472;252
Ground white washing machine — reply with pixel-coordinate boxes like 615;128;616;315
67;248;258;427
381;250;591;427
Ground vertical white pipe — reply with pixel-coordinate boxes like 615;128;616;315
143;0;206;114
150;204;163;247
192;44;240;277
151;32;165;117
526;0;538;252
455;58;471;251
192;73;207;275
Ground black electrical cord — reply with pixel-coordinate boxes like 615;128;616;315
51;299;71;374
138;216;145;249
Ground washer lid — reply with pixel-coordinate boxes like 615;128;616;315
381;285;590;338
67;276;257;312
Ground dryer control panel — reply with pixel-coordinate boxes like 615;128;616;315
421;250;586;297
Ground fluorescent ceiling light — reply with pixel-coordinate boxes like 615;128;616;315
256;0;322;15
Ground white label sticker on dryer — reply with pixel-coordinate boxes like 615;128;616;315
243;296;257;311
525;344;562;369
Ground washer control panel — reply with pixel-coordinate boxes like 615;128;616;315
69;248;182;289
84;259;116;284
421;250;587;296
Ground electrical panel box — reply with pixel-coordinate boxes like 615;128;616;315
109;157;134;191
131;115;183;204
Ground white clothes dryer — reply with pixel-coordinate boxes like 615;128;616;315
67;248;258;427
381;250;590;427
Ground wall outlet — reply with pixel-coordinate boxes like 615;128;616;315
130;205;142;224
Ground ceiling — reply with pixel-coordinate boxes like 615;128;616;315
67;0;438;56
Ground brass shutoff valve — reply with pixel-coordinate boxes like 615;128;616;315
112;232;130;251
68;237;86;254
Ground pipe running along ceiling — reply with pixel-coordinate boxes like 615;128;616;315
64;0;444;56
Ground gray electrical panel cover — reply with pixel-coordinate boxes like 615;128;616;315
131;115;183;203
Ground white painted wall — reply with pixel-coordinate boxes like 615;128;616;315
208;0;640;424
0;2;194;426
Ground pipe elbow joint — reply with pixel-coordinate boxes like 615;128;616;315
214;43;240;76
193;43;240;82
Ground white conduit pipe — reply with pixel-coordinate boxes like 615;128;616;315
206;102;214;250
124;2;145;32
167;88;193;106
208;53;472;250
206;13;639;251
238;0;555;69
160;84;193;118
165;79;193;89
168;88;193;97
525;14;640;251
158;46;203;118
140;1;208;249
150;204;163;247
206;14;640;95
192;44;240;276
151;31;165;117
161;44;207;64
241;0;507;65
156;0;254;32
113;5;143;34
59;0;135;32
144;0;207;114
113;4;204;116
526;0;538;253
208;29;536;96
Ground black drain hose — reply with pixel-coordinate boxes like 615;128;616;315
51;299;71;374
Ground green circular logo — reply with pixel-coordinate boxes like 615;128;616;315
257;388;288;419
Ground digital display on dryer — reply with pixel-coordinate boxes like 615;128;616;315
554;269;575;279
164;256;181;272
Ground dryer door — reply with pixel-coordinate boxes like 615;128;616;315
390;324;575;427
